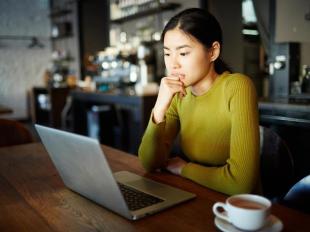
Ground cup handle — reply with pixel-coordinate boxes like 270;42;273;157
212;202;231;223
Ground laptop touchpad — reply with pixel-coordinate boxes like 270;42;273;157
126;179;169;197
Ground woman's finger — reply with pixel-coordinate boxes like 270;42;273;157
162;76;183;85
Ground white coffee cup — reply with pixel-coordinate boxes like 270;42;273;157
212;194;271;231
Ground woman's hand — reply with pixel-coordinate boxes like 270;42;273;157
165;157;187;175
153;75;186;123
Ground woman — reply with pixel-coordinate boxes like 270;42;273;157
138;8;260;195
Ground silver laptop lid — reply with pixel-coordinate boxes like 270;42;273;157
35;124;132;219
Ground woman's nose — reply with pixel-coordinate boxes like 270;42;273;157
171;56;181;69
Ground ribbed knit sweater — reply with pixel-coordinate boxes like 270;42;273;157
138;72;260;195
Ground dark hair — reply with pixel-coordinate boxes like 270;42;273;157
161;8;231;74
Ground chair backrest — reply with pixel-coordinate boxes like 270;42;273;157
259;126;295;200
0;119;34;147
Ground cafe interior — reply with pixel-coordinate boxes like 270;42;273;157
0;0;309;231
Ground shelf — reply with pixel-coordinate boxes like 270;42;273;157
110;3;181;24
51;34;73;40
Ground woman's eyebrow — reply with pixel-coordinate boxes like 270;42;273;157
164;45;192;50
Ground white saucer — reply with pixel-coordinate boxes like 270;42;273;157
214;214;283;232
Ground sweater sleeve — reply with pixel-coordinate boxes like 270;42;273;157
181;75;260;195
138;96;180;171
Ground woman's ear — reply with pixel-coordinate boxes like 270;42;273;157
210;41;220;62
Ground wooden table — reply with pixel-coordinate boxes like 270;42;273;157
0;143;308;232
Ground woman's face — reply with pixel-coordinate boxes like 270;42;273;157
163;28;214;87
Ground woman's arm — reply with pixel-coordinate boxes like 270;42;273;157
138;105;180;171
153;75;186;123
139;75;185;171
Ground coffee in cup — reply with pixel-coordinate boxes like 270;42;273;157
213;194;271;231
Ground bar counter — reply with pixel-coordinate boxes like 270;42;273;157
70;89;157;154
259;98;310;128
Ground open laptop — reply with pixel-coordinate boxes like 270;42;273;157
35;124;196;220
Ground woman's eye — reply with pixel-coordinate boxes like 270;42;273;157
164;53;170;57
180;52;189;56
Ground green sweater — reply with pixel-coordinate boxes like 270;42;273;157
138;72;260;195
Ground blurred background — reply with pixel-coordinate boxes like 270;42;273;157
0;0;309;186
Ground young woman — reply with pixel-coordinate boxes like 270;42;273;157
138;8;260;195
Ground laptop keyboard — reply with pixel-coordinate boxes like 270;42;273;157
118;183;164;211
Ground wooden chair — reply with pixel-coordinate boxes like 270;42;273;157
0;119;34;147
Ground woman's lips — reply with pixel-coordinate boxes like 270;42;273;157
171;73;185;79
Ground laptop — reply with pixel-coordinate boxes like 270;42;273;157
35;124;196;220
